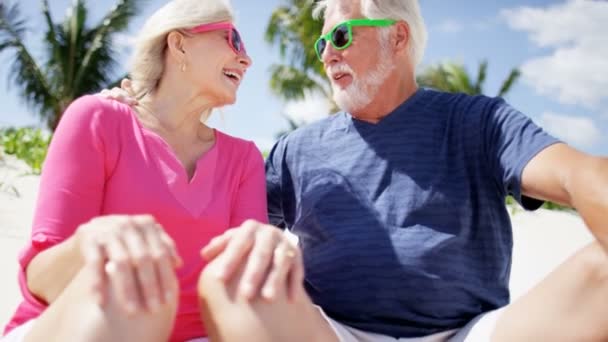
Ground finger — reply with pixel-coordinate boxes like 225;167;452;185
212;221;258;281
157;228;183;268
239;225;281;299
80;237;107;305
120;78;137;103
109;87;137;105
121;78;133;93
104;235;141;314
287;246;304;302
140;222;179;304
261;242;297;301
124;219;163;312
201;229;236;261
154;249;179;304
130;216;182;267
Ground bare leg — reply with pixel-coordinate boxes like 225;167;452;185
198;258;339;342
24;264;178;342
493;241;608;341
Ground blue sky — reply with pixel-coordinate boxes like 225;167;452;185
1;0;607;155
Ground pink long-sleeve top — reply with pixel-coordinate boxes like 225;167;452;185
3;95;268;341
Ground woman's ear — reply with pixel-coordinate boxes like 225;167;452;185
166;31;187;60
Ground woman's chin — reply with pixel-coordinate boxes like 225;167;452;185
220;92;237;106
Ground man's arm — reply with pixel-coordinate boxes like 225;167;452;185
521;142;608;250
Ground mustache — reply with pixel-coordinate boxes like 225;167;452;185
327;63;355;77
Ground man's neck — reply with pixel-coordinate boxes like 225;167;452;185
350;74;418;124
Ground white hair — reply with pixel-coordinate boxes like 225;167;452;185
129;0;234;98
313;0;428;67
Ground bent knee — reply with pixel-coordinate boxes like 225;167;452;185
574;241;608;284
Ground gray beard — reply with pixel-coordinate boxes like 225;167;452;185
332;48;395;113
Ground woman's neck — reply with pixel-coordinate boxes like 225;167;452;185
137;87;214;142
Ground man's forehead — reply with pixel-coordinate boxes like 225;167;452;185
321;1;362;32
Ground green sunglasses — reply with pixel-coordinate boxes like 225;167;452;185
314;18;397;61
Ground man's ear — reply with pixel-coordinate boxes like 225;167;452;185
166;31;187;60
393;21;410;54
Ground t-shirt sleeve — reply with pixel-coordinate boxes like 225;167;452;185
265;136;294;229
229;142;268;226
18;95;111;306
481;98;560;210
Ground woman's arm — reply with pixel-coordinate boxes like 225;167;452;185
24;96;109;304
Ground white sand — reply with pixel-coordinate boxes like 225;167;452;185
0;154;594;328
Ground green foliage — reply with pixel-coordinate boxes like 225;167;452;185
505;195;572;213
0;127;51;174
541;200;571;211
417;60;521;97
0;0;143;130
265;0;332;103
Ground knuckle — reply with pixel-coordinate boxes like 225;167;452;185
117;217;132;229
151;249;170;263
113;258;131;272
134;252;153;265
242;219;260;231
136;214;156;224
256;248;273;260
246;269;264;282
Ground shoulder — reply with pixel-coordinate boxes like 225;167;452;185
279;113;344;148
60;95;136;131
420;88;505;113
216;130;263;163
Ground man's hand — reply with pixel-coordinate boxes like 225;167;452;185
201;220;303;301
98;78;138;105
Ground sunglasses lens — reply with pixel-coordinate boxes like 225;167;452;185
332;25;350;48
316;39;327;57
231;29;243;52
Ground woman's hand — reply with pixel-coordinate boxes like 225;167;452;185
201;220;303;301
75;214;182;314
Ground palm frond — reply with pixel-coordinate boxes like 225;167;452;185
444;63;475;94
474;60;488;94
265;0;324;76
497;68;521;98
269;64;329;101
73;0;142;93
0;2;58;120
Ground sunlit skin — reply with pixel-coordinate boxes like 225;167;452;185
319;2;417;123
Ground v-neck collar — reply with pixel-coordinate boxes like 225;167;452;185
132;109;219;217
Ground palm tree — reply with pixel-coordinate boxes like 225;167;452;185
417;60;521;97
265;0;329;103
0;0;142;131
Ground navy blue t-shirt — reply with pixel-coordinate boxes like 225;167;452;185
265;88;560;337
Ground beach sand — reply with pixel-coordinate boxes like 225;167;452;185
0;154;594;328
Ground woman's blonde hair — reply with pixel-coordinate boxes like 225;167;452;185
129;0;234;98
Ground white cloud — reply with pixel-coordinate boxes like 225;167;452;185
284;93;331;125
437;19;464;34
538;112;602;148
502;0;608;109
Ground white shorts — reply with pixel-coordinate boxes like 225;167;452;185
1;320;209;342
3;309;501;342
317;307;504;342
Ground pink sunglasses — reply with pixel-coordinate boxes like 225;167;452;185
186;21;246;55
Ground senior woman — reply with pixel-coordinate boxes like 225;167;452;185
1;0;299;341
